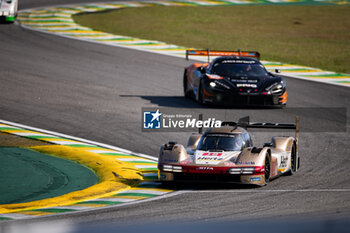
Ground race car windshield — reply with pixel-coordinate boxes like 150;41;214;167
197;134;243;151
212;63;268;77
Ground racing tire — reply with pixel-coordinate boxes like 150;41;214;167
264;154;271;185
285;142;297;176
197;83;206;106
183;70;191;98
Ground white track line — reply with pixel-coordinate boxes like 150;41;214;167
187;189;350;193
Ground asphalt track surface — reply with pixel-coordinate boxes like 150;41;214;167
0;0;350;228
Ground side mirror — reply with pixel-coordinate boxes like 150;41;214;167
275;69;281;73
198;66;206;74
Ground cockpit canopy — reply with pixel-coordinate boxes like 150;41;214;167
197;133;252;152
212;60;269;78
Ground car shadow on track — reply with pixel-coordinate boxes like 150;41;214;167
158;181;260;191
120;95;281;110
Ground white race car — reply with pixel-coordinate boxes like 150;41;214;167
0;0;18;23
158;116;300;186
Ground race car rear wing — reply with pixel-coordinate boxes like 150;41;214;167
222;116;300;145
186;49;260;62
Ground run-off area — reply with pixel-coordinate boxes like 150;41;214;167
0;147;98;204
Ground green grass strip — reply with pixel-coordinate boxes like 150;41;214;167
174;1;202;6
93;38;134;41
0;217;12;220
20;20;73;23
24;16;70;19
143;175;158;180
33;208;76;213
139;168;158;171
80;5;111;10
25;136;63;140
114;193;158;198
73;4;350;73
0;127;21;130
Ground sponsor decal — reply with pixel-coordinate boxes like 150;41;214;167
249;177;261;182
202;152;223;156
280;153;289;168
236;83;257;88
197;152;224;161
197;157;222;161
238;161;255;165
221;60;256;64
196;167;214;171
230;79;258;83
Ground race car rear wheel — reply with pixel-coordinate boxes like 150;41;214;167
286;142;297;176
264;155;271;184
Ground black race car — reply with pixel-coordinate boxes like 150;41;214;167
183;50;287;106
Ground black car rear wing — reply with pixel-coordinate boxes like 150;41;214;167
186;49;260;62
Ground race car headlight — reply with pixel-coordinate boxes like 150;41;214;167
228;167;255;175
210;80;231;90
160;164;183;172
162;165;173;172
265;81;285;94
172;166;183;172
206;74;224;80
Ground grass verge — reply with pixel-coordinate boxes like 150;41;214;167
74;5;350;73
0;145;143;214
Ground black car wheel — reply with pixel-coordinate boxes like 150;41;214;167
198;84;205;105
183;70;191;98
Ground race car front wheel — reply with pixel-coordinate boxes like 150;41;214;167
197;84;206;106
264;155;271;184
183;70;191;98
